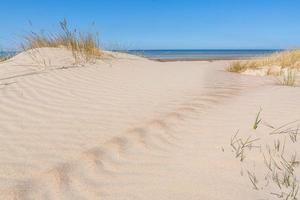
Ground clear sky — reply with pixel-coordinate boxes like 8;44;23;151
1;0;300;50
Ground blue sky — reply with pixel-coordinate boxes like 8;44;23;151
1;0;300;50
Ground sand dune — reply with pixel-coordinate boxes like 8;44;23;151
0;48;299;199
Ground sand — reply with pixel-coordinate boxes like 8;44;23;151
0;48;299;199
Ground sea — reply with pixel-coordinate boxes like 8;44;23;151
1;49;282;61
127;49;281;61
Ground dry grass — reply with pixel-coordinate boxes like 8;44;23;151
279;69;297;87
230;130;260;161
0;52;14;63
0;56;8;62
22;19;102;64
227;49;300;73
227;61;258;72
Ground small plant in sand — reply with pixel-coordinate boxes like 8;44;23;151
226;49;300;73
230;130;260;161
22;19;102;65
253;108;262;130
270;120;300;143
247;170;259;190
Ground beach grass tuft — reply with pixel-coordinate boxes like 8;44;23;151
0;56;9;62
279;68;297;87
0;52;13;63
227;61;246;72
22;19;102;64
227;49;300;73
253;108;262;130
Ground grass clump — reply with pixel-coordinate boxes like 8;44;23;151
0;51;14;63
0;55;9;62
280;69;297;87
227;61;246;72
227;49;300;73
22;19;102;64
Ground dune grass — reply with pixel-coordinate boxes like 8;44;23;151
253;108;262;130
0;52;6;62
227;49;300;73
22;19;102;64
0;55;11;62
230;114;300;199
0;50;13;63
280;68;297;87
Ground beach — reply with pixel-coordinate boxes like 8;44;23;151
0;47;299;199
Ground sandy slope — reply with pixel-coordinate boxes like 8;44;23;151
0;48;299;199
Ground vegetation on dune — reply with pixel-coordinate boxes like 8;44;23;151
253;108;262;130
230;111;300;199
0;48;13;63
227;49;300;73
22;19;103;64
0;52;5;62
227;49;299;87
0;55;11;62
280;68;297;87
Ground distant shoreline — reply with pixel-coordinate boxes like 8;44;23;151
152;57;251;62
124;49;283;62
1;49;283;62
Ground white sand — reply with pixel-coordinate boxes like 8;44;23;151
0;48;299;199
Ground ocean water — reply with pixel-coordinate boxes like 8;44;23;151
1;49;282;61
127;49;281;61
